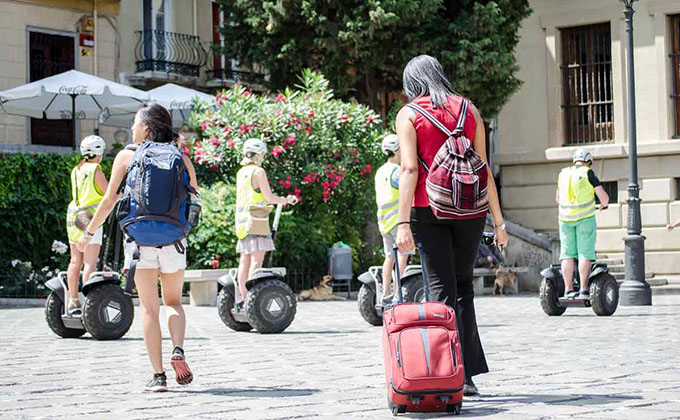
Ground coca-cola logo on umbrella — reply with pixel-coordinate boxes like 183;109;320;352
169;100;193;110
58;85;89;95
59;110;87;119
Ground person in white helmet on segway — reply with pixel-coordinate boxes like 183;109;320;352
65;135;109;313
556;148;609;299
234;138;298;305
375;134;414;305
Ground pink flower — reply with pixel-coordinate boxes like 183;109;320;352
210;137;221;147
181;146;190;155
306;126;313;133
242;90;251;97
272;146;283;158
200;121;208;130
367;116;375;125
274;93;286;102
284;134;296;146
210;164;218;172
352;148;358;156
195;148;205;156
211;259;219;269
294;187;301;196
308;109;315;118
226;139;235;148
283;181;291;190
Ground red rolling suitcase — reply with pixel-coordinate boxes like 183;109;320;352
382;245;464;416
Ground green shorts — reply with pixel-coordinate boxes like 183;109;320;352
559;216;597;261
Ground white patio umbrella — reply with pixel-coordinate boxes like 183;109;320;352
103;83;216;129
0;70;149;148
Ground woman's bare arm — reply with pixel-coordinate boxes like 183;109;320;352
470;104;508;248
94;166;108;194
252;168;287;205
182;155;199;197
84;150;133;235
395;106;418;253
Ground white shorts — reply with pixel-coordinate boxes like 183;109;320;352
69;226;103;246
123;238;187;274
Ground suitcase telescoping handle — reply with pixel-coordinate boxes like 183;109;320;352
392;243;431;304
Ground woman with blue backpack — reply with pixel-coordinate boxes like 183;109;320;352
394;55;508;396
77;102;199;392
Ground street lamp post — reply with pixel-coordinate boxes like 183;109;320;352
619;0;652;306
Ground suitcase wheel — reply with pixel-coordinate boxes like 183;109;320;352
446;402;462;415
387;397;406;416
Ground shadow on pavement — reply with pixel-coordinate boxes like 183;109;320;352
281;330;366;335
479;393;641;405
397;407;507;418
114;337;210;341
170;386;320;397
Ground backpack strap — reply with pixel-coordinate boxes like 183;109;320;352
407;98;470;138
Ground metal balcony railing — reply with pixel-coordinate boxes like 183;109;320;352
205;49;265;85
135;30;207;78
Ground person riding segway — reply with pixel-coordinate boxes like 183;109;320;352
64;135;108;314
216;138;298;334
45;163;134;340
539;148;619;316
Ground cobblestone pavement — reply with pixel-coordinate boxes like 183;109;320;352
2;295;680;419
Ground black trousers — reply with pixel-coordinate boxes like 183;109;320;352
411;206;489;378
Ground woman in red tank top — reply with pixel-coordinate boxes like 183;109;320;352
394;55;508;396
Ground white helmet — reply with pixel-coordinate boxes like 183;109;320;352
573;148;593;164
243;138;266;156
381;134;399;155
80;135;106;157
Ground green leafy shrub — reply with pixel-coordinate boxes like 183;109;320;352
187;70;385;272
0;153;112;291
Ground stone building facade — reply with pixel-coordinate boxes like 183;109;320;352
0;0;261;153
495;0;680;275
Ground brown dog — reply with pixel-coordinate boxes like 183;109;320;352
297;276;346;301
493;264;518;295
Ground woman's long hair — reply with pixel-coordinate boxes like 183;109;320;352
403;55;457;108
136;102;178;144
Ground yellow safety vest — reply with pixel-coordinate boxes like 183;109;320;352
235;165;271;239
558;165;596;222
375;162;400;234
66;162;104;242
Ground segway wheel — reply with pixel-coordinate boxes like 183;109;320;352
590;273;619;316
358;284;382;326
539;278;566;316
245;280;296;334
45;292;86;338
217;288;252;331
82;283;134;340
402;275;426;303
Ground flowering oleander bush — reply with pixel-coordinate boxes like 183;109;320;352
187;70;385;271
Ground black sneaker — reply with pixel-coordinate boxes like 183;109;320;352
464;377;479;396
564;290;578;299
145;372;168;392
579;289;590;299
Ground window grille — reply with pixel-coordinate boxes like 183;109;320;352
561;23;614;145
670;15;680;137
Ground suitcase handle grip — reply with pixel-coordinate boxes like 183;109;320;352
393;243;430;303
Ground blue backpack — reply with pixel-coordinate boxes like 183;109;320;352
117;142;195;247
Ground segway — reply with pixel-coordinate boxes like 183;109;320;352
217;203;296;334
44;210;134;340
357;232;496;326
539;262;619;316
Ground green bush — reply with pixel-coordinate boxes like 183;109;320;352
187;70;385;272
0;153;112;294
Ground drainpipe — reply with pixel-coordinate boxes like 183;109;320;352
193;0;198;36
93;0;98;76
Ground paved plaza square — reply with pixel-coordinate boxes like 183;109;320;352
2;295;680;419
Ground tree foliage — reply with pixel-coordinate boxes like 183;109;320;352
187;71;385;272
216;0;531;117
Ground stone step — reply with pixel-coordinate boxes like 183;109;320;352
597;259;624;266
651;284;680;295
613;277;666;286
612;272;655;281
608;264;626;273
